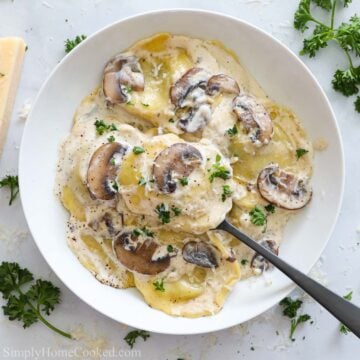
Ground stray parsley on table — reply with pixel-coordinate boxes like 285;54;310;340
0;175;19;205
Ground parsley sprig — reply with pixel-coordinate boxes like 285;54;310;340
0;175;19;205
0;262;72;339
294;0;360;112
249;204;276;232
280;297;312;341
339;290;353;334
94;119;117;135
64;35;86;53
153;279;165;292
209;155;231;183
124;329;150;348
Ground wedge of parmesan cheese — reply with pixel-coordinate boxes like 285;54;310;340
0;37;26;156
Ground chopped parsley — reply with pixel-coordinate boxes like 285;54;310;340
172;206;182;216
209;155;231;183
155;203;171;224
107;135;115;143
132;227;154;238
179;177;189;186
339;291;353;334
133;146;145;155
241;259;249;266
226;125;238;137
221;185;233;202
264;204;275;213
64;35;86;53
110;157;116;166
0;262;71;339
249;206;267;226
141;102;150;107
294;0;360;113
94;119;117;135
279;297;311;340
110;181;119;192
153;279;165;292
296;148;309;160
0;175;19;205
123;85;133;94
124;330;150;349
138;177;147;186
167;244;174;253
355;96;360;113
126;101;135;106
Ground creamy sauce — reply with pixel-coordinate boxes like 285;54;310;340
56;33;313;317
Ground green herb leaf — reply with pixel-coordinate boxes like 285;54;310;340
167;245;174;253
355;96;360;112
336;16;360;57
300;25;333;58
179;177;189;186
138;177;147;186
296;148;309;159
339;291;353;334
64;35;86;53
221;185;233;202
290;314;311;340
0;175;19;205
141;103;149;107
313;0;332;10
280;297;303;318
344;0;352;7
332;67;360;97
123;85;133;94
249;206;267;226
107;135;115;143
133;146;145;155
294;0;313;32
155;203;171;224
153;279;165;292
124;330;150;349
94;119;117;135
209;156;231;183
226;125;238;137
0;262;71;338
264;204;275;213
241;259;249;266
172;206;182;216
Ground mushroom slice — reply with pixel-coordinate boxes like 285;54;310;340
170;68;212;133
233;94;273;145
153;143;203;194
87;142;127;200
206;74;240;96
103;55;144;104
251;240;278;272
182;241;219;268
257;164;312;210
113;231;170;275
89;210;123;237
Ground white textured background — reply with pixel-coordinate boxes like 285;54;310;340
0;0;359;359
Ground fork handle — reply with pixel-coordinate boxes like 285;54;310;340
218;219;360;338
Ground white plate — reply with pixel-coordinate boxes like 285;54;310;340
19;9;344;335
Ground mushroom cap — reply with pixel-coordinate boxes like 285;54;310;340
170;67;210;106
87;142;127;200
257;163;312;210
233;94;273;145
206;74;240;96
113;231;170;275
153;143;203;194
251;239;278;272
182;241;219;268
103;55;144;104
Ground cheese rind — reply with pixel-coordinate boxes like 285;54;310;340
0;37;26;156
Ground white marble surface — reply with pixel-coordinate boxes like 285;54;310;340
0;0;359;359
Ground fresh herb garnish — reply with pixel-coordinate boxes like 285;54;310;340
209;155;231;183
124;330;150;349
110;157;116;166
110;181;119;192
264;204;275;213
132;227;154;238
138;177;147;186
296;148;309;159
221;185;233;202
94;119;117;135
179;177;189;186
167;244;174;253
279;297;311;340
141;103;150;107
294;0;360;112
133;146;145;155
155;203;171;224
64;35;86;53
339;291;353;334
0;262;72;339
107;135;115;143
226;125;238;137
249;206;267;226
123;85;133;94
241;259;249;266
153;279;165;292
0;175;19;205
126;101;135;106
172;206;182;216
355;96;360;112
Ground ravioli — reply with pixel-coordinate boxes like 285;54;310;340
56;33;313;317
